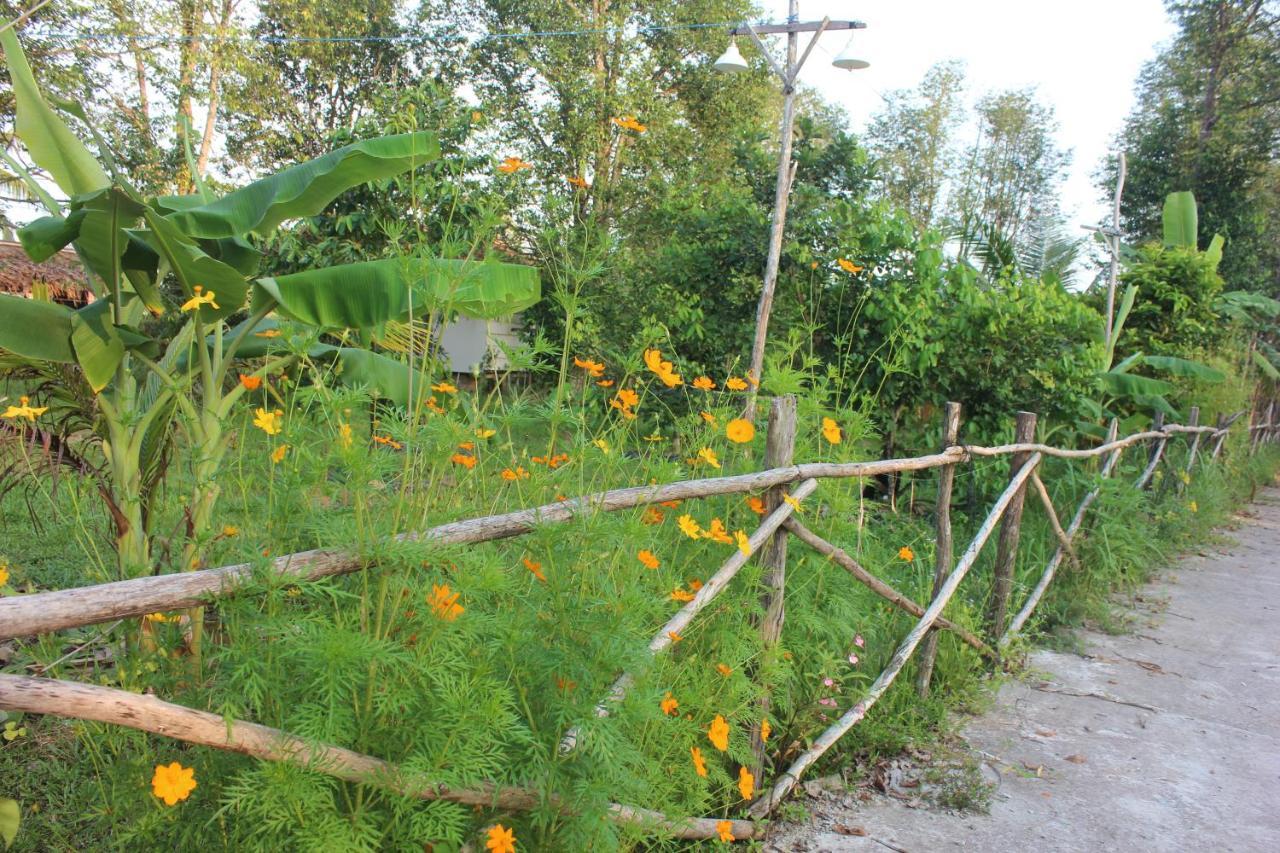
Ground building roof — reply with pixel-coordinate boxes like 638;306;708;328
0;240;94;305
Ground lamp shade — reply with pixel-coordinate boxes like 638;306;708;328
832;38;869;70
713;38;749;73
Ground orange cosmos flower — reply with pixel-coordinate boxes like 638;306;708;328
691;746;708;777
717;821;735;843
271;444;288;464
485;824;516;853
700;411;717;424
151;761;197;805
567;175;590;188
458;441;475;451
432;381;458;394
708;714;730;751
667;630;683;643
637;549;660;569
898;546;915;561
716;663;732;677
451;453;477;469
688;578;703;591
373;434;404;450
643;507;666;525
760;718;772;743
524;557;546;582
724;376;748;391
428;583;464;621
254;328;282;338
822;416;842;444
596;379;615;387
725;418;755;443
746;496;765;515
738;765;755;800
692;376;716;391
697;447;720;469
837;258;863;274
659;500;681;509
671;586;695;603
677;514;702;539
746;371;759;388
238;374;262;391
573;355;605;377
610;115;647;133
427;397;446;414
500;467;529;481
643;348;683;388
704;518;733;544
660;692;679;715
497;156;531;173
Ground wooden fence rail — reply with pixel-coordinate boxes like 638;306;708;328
0;401;1272;845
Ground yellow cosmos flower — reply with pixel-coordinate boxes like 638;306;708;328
698;447;721;469
691;746;708;777
760;719;771;742
222;525;239;537
2;396;47;421
338;422;353;450
252;408;283;436
724;376;748;391
822;416;842;444
643;347;683;387
782;494;803;513
708;714;730;751
677;514;702;539
1189;500;1198;513
0;565;10;587
725;418;755;443
610;115;648;133
485;823;516;853
179;285;219;312
738;765;755;800
593;438;611;454
431;381;457;394
693;376;716;391
837;258;863;274
476;427;497;438
151;761;197;805
735;529;751;556
660;692;679;715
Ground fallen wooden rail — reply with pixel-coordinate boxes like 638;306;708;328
0;674;757;841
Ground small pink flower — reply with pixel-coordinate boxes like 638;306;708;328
819;697;837;707
848;653;859;666
854;634;865;648
820;713;829;721
822;678;834;687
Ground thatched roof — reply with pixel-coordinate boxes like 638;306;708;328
0;240;94;305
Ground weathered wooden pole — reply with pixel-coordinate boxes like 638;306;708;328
1185;406;1202;473
1211;414;1228;460
752;395;797;774
988;411;1037;638
917;401;962;697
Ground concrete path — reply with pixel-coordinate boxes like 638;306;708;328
768;488;1280;853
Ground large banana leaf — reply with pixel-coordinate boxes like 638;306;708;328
1162;191;1198;248
1141;355;1225;383
1101;370;1174;398
251;256;539;329
155;133;441;239
0;294;75;362
69;299;125;392
0;29;110;198
1251;349;1280;380
310;345;429;407
18;210;86;262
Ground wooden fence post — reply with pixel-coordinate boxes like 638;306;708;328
1185;406;1202;474
1138;411;1166;490
917;402;961;697
988;411;1037;639
752;395;796;774
1211;414;1228;460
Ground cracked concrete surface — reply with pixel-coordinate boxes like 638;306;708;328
766;488;1280;853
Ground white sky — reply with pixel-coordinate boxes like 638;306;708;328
757;0;1177;229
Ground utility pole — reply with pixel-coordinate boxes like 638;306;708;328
722;6;867;420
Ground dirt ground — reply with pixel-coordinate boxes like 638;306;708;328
765;488;1280;853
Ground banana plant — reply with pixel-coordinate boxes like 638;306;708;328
0;29;539;612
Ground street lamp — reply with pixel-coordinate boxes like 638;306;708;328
713;5;868;419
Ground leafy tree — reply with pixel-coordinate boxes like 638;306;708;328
950;88;1070;253
866;60;967;232
1103;0;1280;293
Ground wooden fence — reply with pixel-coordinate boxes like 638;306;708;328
0;399;1276;841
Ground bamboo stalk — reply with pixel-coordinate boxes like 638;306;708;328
782;517;994;658
1002;422;1123;644
749;453;1042;818
0;425;1232;641
918;402;962;697
0;674;758;840
558;478;819;753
